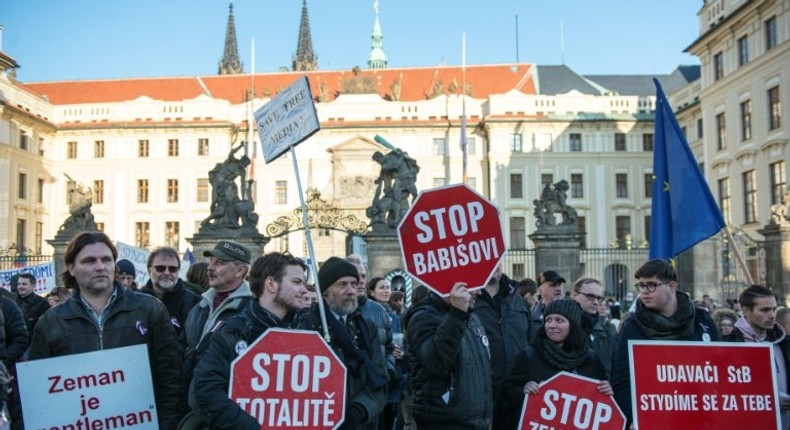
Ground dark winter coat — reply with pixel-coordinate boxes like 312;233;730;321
1;298;28;367
189;299;291;430
14;291;49;335
473;277;532;430
295;302;388;429
28;284;182;430
405;294;493;430
581;311;618;378
140;278;201;336
505;343;606;420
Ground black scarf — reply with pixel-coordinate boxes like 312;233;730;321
326;311;388;390
537;336;589;372
634;291;696;340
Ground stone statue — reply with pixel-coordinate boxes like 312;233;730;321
59;173;97;232
770;187;790;226
533;179;578;229
368;148;420;229
201;143;258;231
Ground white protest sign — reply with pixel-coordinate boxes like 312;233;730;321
255;75;320;163
0;262;56;295
116;241;150;286
17;344;158;429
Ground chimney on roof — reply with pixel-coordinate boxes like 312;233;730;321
0;25;4;52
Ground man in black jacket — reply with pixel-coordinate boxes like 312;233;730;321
140;247;200;336
473;266;530;430
189;252;309;429
571;277;617;378
14;273;49;336
611;259;717;428
406;282;493;430
28;231;182;430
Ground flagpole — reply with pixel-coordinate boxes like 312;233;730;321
723;227;755;285
290;145;331;341
461;33;467;184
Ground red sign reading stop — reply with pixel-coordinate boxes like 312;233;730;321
519;372;625;430
229;328;347;429
398;183;506;296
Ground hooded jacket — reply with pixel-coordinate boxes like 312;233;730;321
405;294;493;430
723;317;790;395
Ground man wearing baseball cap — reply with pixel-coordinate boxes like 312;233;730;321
182;240;254;407
530;270;567;340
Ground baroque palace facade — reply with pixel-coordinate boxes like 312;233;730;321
0;0;787;283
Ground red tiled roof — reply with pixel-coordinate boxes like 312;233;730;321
24;64;536;105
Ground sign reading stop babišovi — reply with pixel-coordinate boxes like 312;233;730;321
17;344;158;429
397;183;506;296
229;328;347;429
630;341;781;430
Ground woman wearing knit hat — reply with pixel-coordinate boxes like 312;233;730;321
503;299;612;427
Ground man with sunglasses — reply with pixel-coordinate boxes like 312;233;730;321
611;259;718;428
571;277;617;378
140;247;200;336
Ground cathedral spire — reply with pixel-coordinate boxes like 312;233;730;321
368;0;387;69
292;0;318;71
218;2;243;75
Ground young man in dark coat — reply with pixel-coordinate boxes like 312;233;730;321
722;284;790;428
405;282;493;430
14;273;49;336
473;266;531;430
28;231;182;430
611;259;718;427
189;252;309;429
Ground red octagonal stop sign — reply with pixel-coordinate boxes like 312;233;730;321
398;183;506;296
229;328;347;429
519;372;626;430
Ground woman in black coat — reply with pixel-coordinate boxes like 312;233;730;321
504;299;612;428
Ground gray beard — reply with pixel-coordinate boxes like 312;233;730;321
157;279;177;291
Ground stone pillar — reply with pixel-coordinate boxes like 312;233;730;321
364;230;402;279
46;235;74;286
758;223;790;301
187;231;269;264
529;228;584;284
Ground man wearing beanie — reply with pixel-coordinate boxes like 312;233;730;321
404;282;493;430
296;256;387;430
115;259;138;290
571;277;617;378
612;259;718;428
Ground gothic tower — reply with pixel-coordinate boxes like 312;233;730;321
218;2;243;75
292;0;318;71
368;0;387;69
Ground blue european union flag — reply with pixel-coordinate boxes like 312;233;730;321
183;248;195;265
649;78;725;260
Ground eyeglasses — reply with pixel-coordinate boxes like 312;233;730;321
153;265;179;274
581;293;605;303
634;282;667;292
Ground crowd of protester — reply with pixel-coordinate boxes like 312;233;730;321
2;230;788;430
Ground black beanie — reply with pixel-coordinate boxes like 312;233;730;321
545;299;583;326
318;257;359;292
